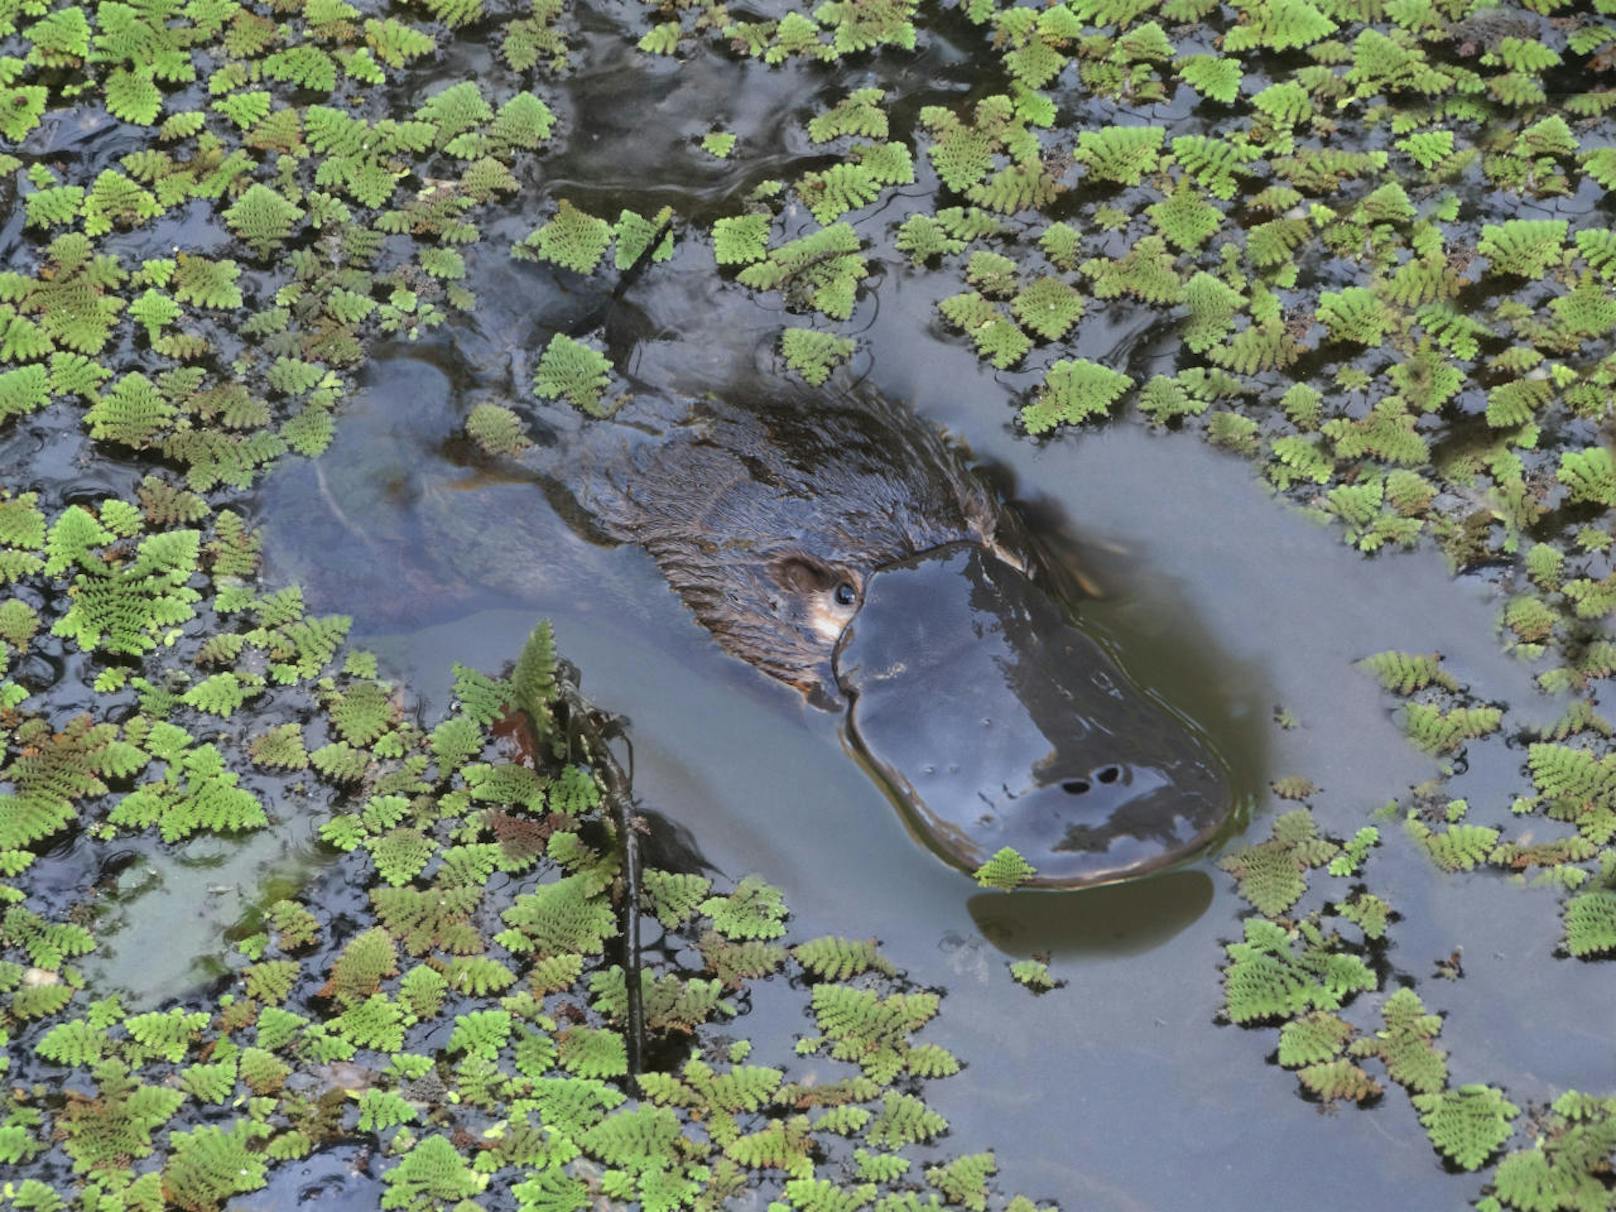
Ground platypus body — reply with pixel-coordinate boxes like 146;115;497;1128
561;386;1232;887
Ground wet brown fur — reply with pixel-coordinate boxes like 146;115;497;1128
577;388;1028;699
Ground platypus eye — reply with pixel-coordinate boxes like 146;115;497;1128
834;582;857;607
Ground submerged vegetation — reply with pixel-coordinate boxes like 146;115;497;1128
0;0;1613;1204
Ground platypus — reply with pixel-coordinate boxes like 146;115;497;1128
554;386;1233;888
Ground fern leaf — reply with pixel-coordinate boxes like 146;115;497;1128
1020;359;1132;434
0;364;52;424
700;876;788;940
781;328;855;386
532;334;615;416
1478;219;1568;278
1564;891;1616;958
808;88;888;142
1557;447;1616;508
1075;125;1165;186
380;1136;485;1208
513;201;612;275
794;936;893;981
1411;1086;1518;1172
163;1122;269;1210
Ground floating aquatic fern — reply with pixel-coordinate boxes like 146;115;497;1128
1404;815;1501;874
1;0;1612;1203
1020;359;1133;434
1412;1085;1519;1172
808;88;888;143
733;222;868;321
794;936;893;981
1221;917;1375;1025
1219;810;1336;916
1075;125;1165;186
381;1135;487;1209
938;292;1030;369
701;876;788;941
974;846;1037;889
1348;987;1448;1095
1563;890;1616;959
781;328;855;387
1359;651;1458;696
1478;219;1569;279
533;334;616;416
514;201;614;276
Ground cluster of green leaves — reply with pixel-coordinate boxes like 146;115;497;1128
716;219;870;322
3;5;559;485
1352;652;1616;912
1218;809;1339;917
513;202;674;276
796;141;914;225
886;0;1616;1202
0;494;368;862
0;18;848;1183
935;247;1088;378
643;0;920;64
7;0;1616;1203
5;558;1053;1207
919;93;1063;214
1212;798;1533;1171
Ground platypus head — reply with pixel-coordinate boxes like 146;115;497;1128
587;388;1232;886
830;543;1230;888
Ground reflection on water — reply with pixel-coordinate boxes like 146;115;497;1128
76;815;331;1004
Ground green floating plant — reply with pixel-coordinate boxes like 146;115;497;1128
1351;987;1448;1095
1275;1010;1381;1104
808;87;888;143
466;403;531;457
1358;651;1458;696
1075;125;1165;186
514;201;614;275
1008;959;1059;992
1478;1091;1616;1212
919;94;1061;213
1020;360;1133;434
1221;917;1375;1026
1563;890;1616;959
2;0;1615;1202
780;328;855;387
974;846;1036;889
731;222;868;321
1412;1085;1519;1172
532;334;616;416
796;141;914;224
938;291;1030;370
1218;809;1338;917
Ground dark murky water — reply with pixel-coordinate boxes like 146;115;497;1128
43;3;1605;1206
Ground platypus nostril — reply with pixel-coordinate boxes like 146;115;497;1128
1061;779;1091;795
1096;765;1122;785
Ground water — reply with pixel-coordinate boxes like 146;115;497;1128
241;19;1605;1203
252;346;1564;1209
18;1;1604;1204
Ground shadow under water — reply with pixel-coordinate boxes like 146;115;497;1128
967;871;1217;959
